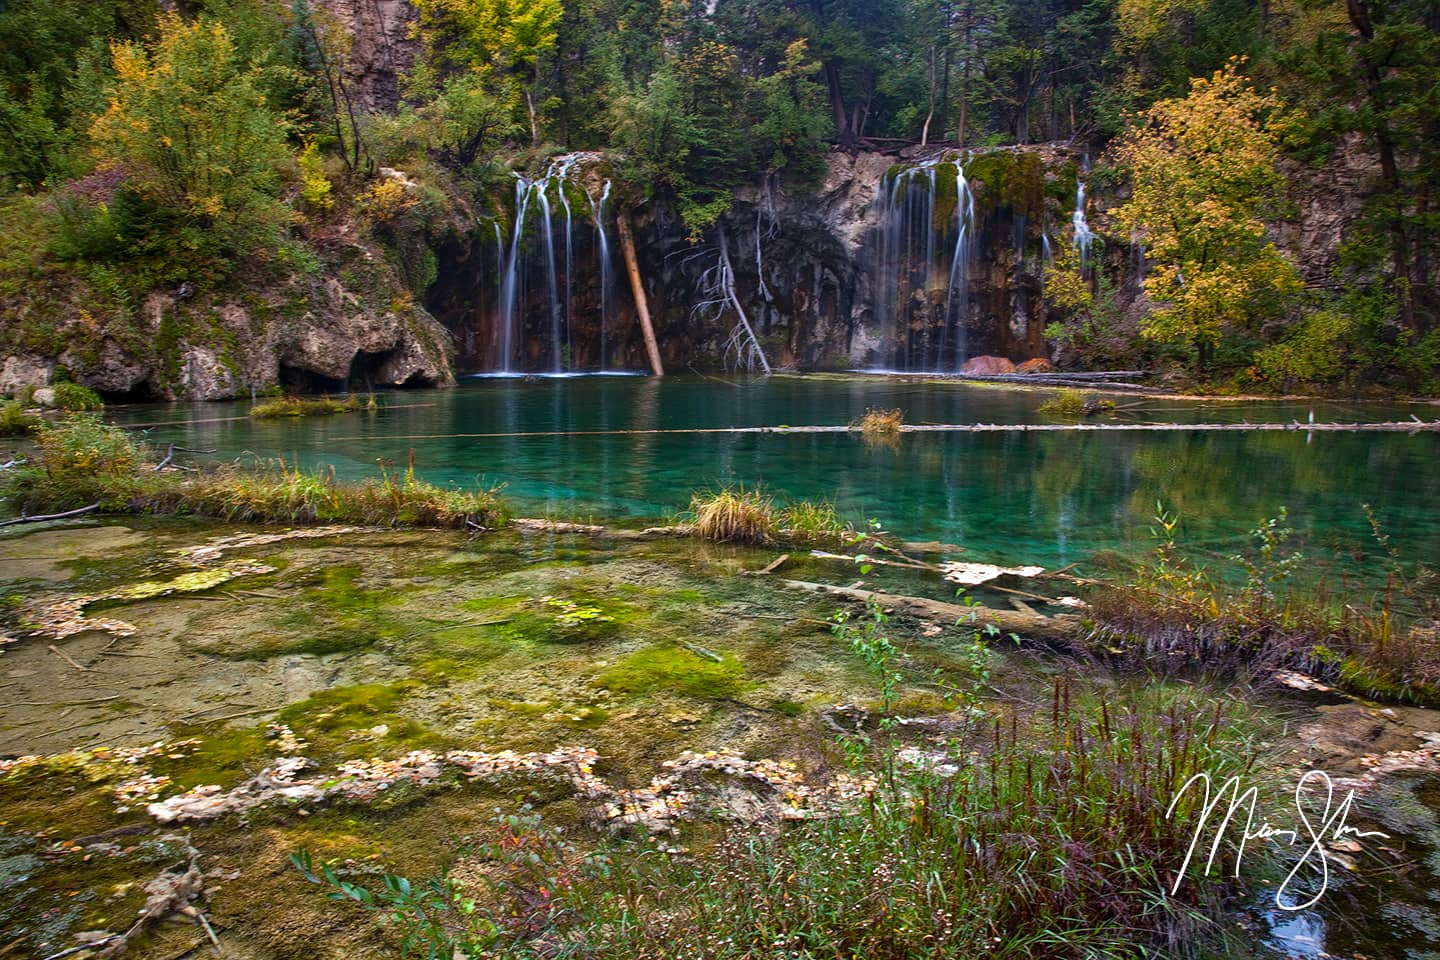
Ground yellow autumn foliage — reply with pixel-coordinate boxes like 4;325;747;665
1111;58;1301;350
87;14;290;234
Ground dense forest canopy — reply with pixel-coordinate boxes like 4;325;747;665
0;0;1437;393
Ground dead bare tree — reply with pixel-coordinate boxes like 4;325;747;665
689;221;772;375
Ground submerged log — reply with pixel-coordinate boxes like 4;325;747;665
616;212;665;377
0;502;101;527
347;420;1440;443
776;578;1082;645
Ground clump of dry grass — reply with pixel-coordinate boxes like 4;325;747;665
688;486;777;544
851;407;904;436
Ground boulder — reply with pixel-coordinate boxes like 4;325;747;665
0;355;53;395
961;355;1017;375
178;345;239;401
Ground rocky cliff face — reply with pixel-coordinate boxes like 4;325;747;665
429;145;1083;374
0;234;454;402
317;0;418;114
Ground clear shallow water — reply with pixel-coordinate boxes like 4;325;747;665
110;375;1440;572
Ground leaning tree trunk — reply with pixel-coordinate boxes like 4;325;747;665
616;212;664;377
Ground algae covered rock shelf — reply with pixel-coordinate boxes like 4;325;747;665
2;509;1439;959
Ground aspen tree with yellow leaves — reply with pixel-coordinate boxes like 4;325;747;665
1111;58;1301;369
87;14;290;243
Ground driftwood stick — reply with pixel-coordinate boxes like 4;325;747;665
759;553;790;574
680;640;724;663
0;503;101;527
13;695;120;707
809;550;939;573
187;706;279;725
985;583;1063;605
777;579;1082;645
47;645;91;671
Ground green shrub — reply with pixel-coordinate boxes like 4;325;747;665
51;381;104;411
0;400;40;436
33;414;135;477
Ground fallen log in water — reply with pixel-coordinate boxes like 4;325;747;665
776;578;1083;645
331;419;1440;443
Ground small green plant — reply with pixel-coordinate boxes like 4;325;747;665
1232;506;1304;607
831;596;905;787
292;806;599;958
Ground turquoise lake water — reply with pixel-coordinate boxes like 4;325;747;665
110;375;1440;575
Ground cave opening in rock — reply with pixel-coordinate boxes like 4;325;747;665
278;364;346;395
94;382;164;405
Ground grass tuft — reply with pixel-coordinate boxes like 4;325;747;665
688;486;777;544
777;499;846;542
851;406;904;436
249;394;369;419
1039;388;1114;418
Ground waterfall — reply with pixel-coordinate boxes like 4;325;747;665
1072;178;1096;271
535;183;562;372
871;158;975;372
497;176;532;373
488;153;614;374
944;162;975;370
591;180;613;371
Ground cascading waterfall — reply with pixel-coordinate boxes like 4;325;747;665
535;183;561;372
1072;180;1096;271
871;158;976;371
944;163;975;370
496;177;533;373
590;181;613;371
490;153;615;374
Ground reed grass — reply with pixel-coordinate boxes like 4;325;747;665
295;679;1266;959
1090;504;1440;705
688;486;778;543
3;414;506;530
777;498;846;542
